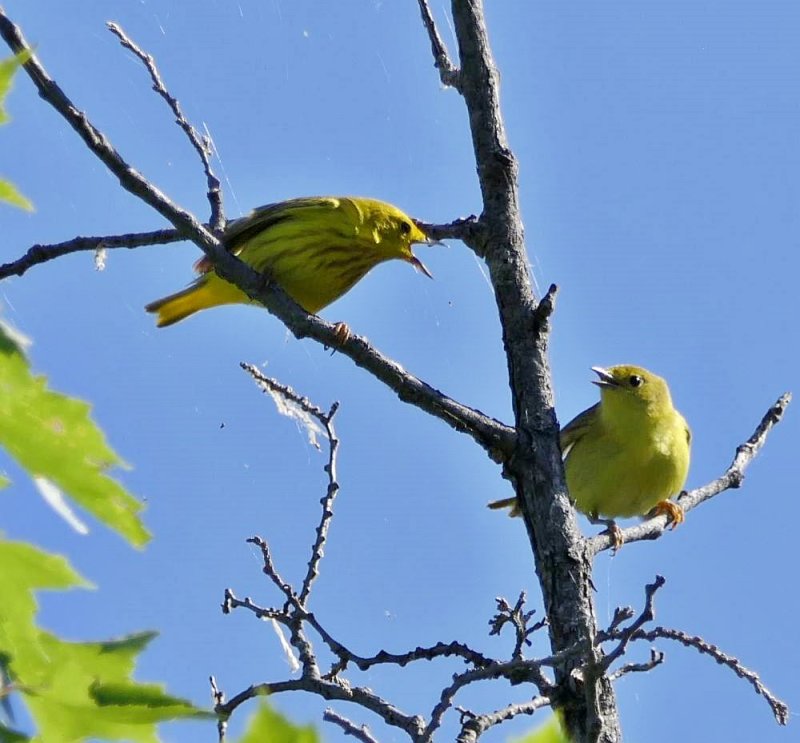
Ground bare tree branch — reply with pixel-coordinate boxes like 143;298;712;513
0;217;486;279
607;649;665;683
594;578;790;726
218;677;425;740
106;22;224;230
422;657;554;740
240;364;341;606
604;625;789;725
600;576;665;672
416;0;461;89
219;378;570;741
455;697;552;743
208;676;227;742
488;592;546;660
0;10;226;261
324;709;381;743
0;229;183;279
433;2;622;738
224;585;499;690
0;9;517;462
587;392;792;556
246;536;296;603
414;215;484;248
328;641;495;679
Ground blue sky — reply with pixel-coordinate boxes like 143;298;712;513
2;2;798;741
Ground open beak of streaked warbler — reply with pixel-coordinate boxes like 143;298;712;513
591;366;618;388
408;254;434;279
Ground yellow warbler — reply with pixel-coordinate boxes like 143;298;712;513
489;365;691;546
146;196;433;327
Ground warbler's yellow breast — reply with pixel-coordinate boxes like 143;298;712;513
565;407;690;518
564;365;691;519
486;365;691;526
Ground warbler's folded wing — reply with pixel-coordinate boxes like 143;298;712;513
195;197;342;273
560;403;599;456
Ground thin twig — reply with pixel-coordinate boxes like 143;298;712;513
218;677;426;740
0;229;183;280
607;649;665;682
592;577;789;725
244;536;321;672
416;0;461;89
247;536;296;602
605;625;789;725
209;676;227;742
224;585;496;688
455;697;552;743
323;709;381;743
106;22;224;230
330;640;495;678
221;590;286;622
488;592;543;660
588;393;792;555
414;215;483;248
240;364;341;606
531;284;558;328
607;606;635;634
600;576;665;671
423;658;553;740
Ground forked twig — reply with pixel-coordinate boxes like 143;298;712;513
107;22;224;230
597;578;790;726
240;363;340;606
324;709;381;743
416;0;461;89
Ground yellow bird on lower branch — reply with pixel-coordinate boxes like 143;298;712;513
489;365;691;549
145;196;434;328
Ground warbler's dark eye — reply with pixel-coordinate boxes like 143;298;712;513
399;221;411;235
629;375;644;388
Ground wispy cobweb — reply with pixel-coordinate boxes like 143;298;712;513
265;386;324;450
267;617;301;673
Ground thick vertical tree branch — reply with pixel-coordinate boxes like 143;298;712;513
445;1;621;739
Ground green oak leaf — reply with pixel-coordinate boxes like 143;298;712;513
0;321;149;546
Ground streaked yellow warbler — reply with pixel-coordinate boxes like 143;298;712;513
489;365;691;547
146;196;433;327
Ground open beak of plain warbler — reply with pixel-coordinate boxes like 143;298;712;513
591;366;618;388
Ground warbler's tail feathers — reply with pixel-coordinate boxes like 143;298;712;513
487;496;520;517
145;283;206;328
146;272;252;328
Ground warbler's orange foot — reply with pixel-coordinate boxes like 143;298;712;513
332;321;351;345
605;522;624;553
654;499;685;529
589;514;624;552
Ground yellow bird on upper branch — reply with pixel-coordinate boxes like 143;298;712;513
489;365;691;549
146;196;434;328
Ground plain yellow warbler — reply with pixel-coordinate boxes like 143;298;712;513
489;365;691;546
146;196;433;327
